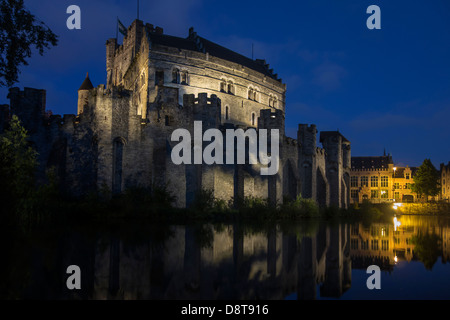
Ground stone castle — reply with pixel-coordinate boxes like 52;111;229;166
1;19;351;209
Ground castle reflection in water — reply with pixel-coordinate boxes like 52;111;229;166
23;216;450;300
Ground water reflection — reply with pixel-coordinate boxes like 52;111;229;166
6;215;450;300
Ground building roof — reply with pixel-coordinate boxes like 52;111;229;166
146;27;282;82
78;73;94;91
351;155;393;169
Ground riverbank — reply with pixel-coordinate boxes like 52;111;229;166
396;203;450;215
2;186;398;229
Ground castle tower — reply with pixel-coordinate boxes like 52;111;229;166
106;38;117;89
77;72;94;114
298;124;318;199
320;131;350;209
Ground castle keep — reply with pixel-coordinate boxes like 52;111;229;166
2;20;351;209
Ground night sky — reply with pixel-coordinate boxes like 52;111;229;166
1;0;449;168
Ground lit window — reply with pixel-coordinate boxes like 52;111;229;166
371;239;379;250
371;176;378;187
351;176;358;187
361;176;368;187
381;176;388;187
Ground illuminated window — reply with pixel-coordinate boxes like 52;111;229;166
381;190;388;198
371;190;379;199
351;176;358;187
361;176;368;187
381;176;388;187
371;239;379;250
382;240;389;251
371;176;378;187
394;183;399;189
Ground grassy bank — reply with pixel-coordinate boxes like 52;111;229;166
396;202;450;215
2;184;400;229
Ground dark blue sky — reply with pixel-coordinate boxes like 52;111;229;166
2;0;449;168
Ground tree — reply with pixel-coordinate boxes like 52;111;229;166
0;0;58;87
411;159;440;201
0;114;37;218
411;232;441;270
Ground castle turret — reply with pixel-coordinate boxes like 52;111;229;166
77;72;94;114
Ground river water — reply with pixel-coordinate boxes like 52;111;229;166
3;214;450;300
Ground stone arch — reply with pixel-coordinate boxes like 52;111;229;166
112;137;126;194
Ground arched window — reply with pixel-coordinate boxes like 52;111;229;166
181;71;188;85
273;97;277;108
220;80;226;92
251;112;256;126
172;68;180;83
248;87;253;100
269;95;273;107
227;81;234;94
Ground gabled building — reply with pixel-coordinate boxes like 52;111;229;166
350;153;417;203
